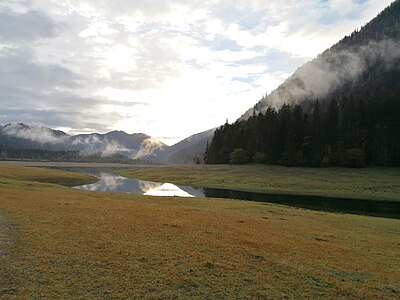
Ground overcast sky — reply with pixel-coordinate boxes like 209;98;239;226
0;0;394;145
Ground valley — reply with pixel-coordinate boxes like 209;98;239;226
1;0;399;299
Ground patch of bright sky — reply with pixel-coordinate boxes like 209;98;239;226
1;0;395;145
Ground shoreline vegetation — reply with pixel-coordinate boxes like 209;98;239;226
121;164;400;202
0;162;399;298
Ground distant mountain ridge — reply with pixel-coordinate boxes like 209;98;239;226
0;123;165;159
0;123;214;163
241;0;400;119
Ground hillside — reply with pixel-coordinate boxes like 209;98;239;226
149;128;215;164
206;1;400;167
241;0;400;119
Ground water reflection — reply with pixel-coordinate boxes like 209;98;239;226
65;167;400;219
143;183;194;197
74;172;201;197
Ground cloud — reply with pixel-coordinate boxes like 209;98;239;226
78;138;131;157
1;123;67;144
0;9;58;42
0;107;123;134
132;137;165;159
0;47;84;90
101;141;130;157
0;46;143;132
74;0;172;17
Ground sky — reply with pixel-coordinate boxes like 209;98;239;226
0;0;394;145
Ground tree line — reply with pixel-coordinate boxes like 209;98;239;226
0;148;152;164
204;92;400;167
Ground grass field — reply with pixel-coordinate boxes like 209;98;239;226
121;164;400;201
0;163;399;299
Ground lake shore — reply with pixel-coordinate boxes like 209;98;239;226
121;164;400;202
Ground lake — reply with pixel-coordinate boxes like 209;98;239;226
50;167;400;219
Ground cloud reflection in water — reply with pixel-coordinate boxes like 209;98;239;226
143;183;195;197
74;172;198;197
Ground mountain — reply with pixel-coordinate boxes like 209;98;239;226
148;128;215;164
241;0;400;119
165;128;215;164
69;131;165;159
0;123;165;159
205;1;400;167
0;123;69;150
0;122;213;164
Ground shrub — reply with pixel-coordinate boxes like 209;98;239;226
229;148;249;164
253;152;268;164
193;156;201;164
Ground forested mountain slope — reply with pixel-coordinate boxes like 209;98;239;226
206;1;400;167
241;0;400;119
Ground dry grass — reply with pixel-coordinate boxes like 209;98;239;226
121;164;400;201
0;164;97;187
0;165;399;299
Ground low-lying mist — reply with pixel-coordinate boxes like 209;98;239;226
243;37;400;118
0;123;164;159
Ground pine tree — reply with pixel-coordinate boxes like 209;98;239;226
326;99;339;155
310;99;325;165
